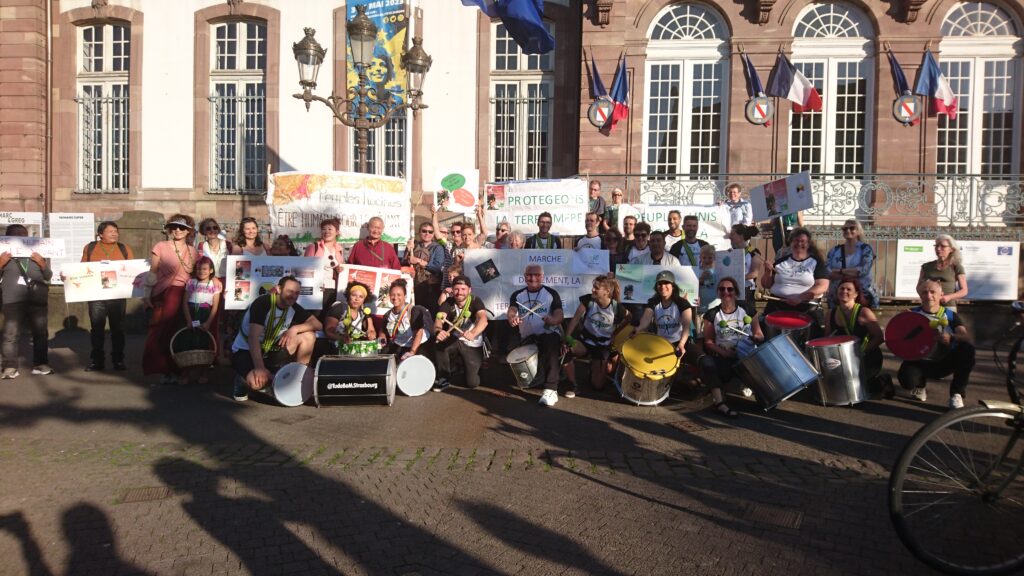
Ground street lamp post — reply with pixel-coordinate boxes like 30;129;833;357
292;6;432;174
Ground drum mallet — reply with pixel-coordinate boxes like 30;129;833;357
516;301;544;318
717;323;751;338
435;311;469;335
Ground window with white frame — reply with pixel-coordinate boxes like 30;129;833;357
643;3;729;178
490;22;553;181
350;117;407;177
937;2;1021;177
209;21;266;193
789;2;874;177
75;23;130;193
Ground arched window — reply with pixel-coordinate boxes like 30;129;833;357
937;2;1021;176
789;2;874;177
644;3;730;177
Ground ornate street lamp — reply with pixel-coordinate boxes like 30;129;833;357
292;7;432;174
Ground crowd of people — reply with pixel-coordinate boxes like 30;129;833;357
0;179;981;415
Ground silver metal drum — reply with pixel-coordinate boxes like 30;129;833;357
736;334;819;411
806;336;865;406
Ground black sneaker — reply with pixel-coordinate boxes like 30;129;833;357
112;361;127;371
85;362;104;372
432;378;450;392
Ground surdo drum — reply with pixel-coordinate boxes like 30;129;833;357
764;311;814;350
314;355;396;407
616;333;679;406
506;344;541;389
250;362;314;407
736;333;819;411
806;336;865;406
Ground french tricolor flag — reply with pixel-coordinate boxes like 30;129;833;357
914;50;958;121
766;53;822;114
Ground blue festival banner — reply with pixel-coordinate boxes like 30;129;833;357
346;0;409;106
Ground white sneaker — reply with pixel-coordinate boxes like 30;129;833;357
31;364;53;375
948;394;964;409
539;389;558;407
911;387;928;402
1;368;18;379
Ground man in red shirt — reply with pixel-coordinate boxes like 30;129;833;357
347;216;400;270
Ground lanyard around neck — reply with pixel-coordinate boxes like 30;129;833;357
261;294;289;354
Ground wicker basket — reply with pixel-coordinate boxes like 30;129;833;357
170;328;218;369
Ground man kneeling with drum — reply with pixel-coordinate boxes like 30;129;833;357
433;275;488;392
508;264;565;407
700;277;765;417
231;276;322;402
896;278;975;410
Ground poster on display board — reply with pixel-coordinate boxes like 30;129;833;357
0;236;65;258
0;212;43;237
614;264;701;306
48;213;96;285
894;239;1020;300
433;168;479;215
463;249;602;319
749;172;814;222
61;260;149;303
225;256;325;310
267;171;410;250
483;179;588;236
335;264;415;314
616;204;732;250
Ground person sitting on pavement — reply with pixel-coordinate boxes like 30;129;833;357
629;230;680;266
433;275;489;392
406;221;446;316
525;212;559;249
303;218;345;313
824;278;890;398
80;221;134;372
348;216;401;270
563;275;630;393
324;282;377;351
700;276;765;418
897;278;976;410
575;212;603;251
0;224;53;379
668;215;709;266
636;270;694;366
626;221;651;261
663;210;684;252
381;279;431;360
508;264;565;406
230;276;322;401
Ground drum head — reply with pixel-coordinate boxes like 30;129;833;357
272;362;313;407
806;335;857;348
621;334;678;379
885;311;936;360
397;355;435;397
506;344;538;364
765;311;813;330
611;324;633;353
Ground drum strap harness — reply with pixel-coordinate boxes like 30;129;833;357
389;304;410;340
682;242;698;266
261;294;289;354
454;296;473;331
837;303;872;351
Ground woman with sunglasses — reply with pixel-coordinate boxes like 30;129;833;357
492;222;513;249
761;227;828;338
700;277;765;417
826;219;879;309
917;233;968;310
824;278;891;398
603;187;625;234
142;214;199;385
303;218;345;313
603;228;629;274
196;218;232;280
231;217;266;256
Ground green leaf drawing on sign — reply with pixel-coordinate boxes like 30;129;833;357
441;173;466;191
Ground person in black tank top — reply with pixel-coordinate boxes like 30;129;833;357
824;279;889;397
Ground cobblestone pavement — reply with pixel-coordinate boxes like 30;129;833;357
0;333;1009;575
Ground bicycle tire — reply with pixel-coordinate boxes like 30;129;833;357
889;404;1024;575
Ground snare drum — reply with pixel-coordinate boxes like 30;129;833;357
396;355;434;397
616;333;679;406
314;355;396;406
736;334;819;411
251;362;313;407
339;339;381;357
806;336;865;406
506;345;540;388
885;311;943;361
735;337;757;360
764;311;814;350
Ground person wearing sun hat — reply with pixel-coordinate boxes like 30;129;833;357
432;275;488;392
142;214;199;385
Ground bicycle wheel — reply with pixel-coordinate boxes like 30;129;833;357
890;404;1024;575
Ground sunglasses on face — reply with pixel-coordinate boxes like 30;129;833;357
842;226;856;232
717;286;736;293
167;225;188;231
421;229;434;234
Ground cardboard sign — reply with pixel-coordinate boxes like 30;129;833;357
335;263;415;314
61;259;150;303
434;168;480;215
225;256;325;310
750;172;814;221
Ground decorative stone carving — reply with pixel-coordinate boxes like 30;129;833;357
900;0;928;23
595;0;613;27
228;0;244;14
91;0;108;10
758;0;777;25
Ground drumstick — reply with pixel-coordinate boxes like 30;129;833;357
764;295;821;308
718;324;750;338
516;301;543;317
437;317;466;335
643;350;678;364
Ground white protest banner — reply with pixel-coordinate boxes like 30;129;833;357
617;204;731;250
571;248;609;275
62;259;150;303
485;179;587;236
434;168;479;215
750;171;813;222
463;249;600;319
267;171;410;249
615;264;700;306
48;212;96;285
225;256;324;310
0;236;65;258
0;212;43;237
335;264;415;314
895;239;1020;300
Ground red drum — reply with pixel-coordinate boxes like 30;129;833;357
764;311;814;349
885;311;939;361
